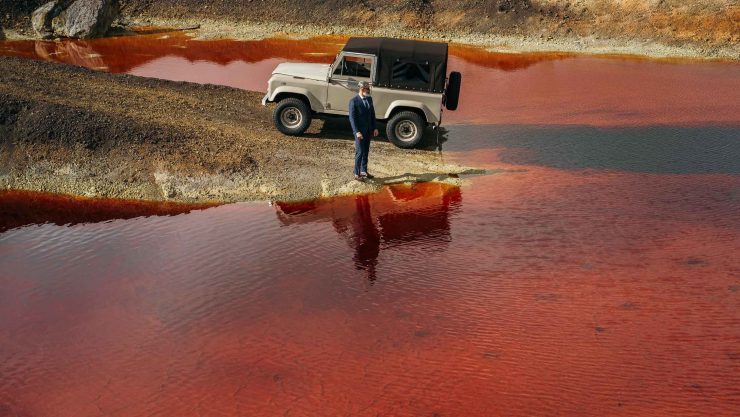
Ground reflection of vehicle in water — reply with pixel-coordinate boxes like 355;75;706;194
274;183;462;283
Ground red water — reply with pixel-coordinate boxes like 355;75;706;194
1;33;740;416
1;32;738;126
0;190;215;233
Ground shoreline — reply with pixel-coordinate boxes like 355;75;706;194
0;57;481;204
168;18;740;61
4;16;738;61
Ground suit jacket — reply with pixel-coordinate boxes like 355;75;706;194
348;95;377;137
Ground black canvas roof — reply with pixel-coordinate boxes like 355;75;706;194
342;37;449;93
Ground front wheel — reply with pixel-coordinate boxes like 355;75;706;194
386;111;425;149
273;97;311;136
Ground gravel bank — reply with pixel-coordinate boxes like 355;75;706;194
0;56;478;203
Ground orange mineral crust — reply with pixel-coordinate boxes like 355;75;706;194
0;190;216;233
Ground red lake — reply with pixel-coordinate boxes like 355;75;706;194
1;31;739;416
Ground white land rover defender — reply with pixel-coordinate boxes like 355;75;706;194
261;37;461;148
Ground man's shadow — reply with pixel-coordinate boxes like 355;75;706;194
304;117;450;151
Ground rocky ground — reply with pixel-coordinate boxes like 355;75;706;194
2;0;738;59
0;57;476;203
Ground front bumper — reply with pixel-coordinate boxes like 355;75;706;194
261;94;269;106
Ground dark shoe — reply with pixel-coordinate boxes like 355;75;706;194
361;172;375;179
354;175;365;182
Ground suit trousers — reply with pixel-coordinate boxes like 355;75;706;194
354;133;371;176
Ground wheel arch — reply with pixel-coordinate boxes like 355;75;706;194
384;101;433;125
269;87;322;111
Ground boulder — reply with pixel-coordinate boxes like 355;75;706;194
53;0;119;39
32;0;118;39
31;1;61;39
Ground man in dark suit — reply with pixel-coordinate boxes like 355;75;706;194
348;81;379;181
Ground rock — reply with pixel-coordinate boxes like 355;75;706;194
52;0;119;39
31;1;61;39
32;0;118;39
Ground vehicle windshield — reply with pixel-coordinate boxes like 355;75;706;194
333;54;373;79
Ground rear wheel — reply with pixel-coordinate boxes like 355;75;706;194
273;97;311;135
386;111;425;149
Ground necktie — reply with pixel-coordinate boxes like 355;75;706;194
363;98;368;109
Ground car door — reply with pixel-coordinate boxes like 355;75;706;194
326;52;376;114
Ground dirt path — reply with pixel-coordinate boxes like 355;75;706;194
0;56;476;203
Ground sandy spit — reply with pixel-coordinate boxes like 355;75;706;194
0;57;482;204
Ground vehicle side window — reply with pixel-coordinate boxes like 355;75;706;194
391;60;431;88
333;54;373;79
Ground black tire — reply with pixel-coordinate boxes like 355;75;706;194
445;71;461;111
273;97;311;136
386;111;425;149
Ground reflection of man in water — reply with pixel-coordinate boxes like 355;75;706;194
274;184;464;286
351;195;380;283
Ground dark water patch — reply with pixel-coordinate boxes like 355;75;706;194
0;190;215;233
414;329;432;338
534;293;560;302
482;351;502;359
446;124;740;174
619;301;639;310
395;309;412;319
686;383;703;391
